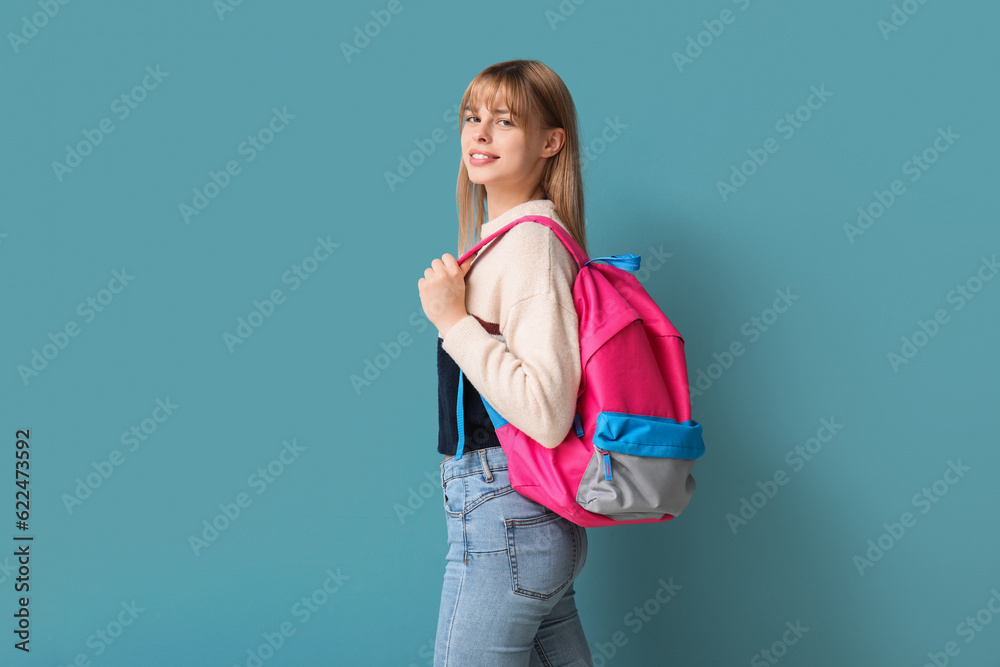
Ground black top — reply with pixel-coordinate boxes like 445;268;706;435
437;335;502;457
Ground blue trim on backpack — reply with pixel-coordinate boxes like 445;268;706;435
593;411;705;459
481;395;508;429
456;369;466;460
583;253;641;271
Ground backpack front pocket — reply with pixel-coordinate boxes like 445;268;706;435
576;411;703;520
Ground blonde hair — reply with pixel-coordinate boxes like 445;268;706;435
455;59;589;259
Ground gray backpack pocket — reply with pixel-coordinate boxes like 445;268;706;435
576;411;704;520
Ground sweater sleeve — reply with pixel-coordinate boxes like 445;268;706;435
440;292;581;449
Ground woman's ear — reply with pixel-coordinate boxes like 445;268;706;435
542;127;565;158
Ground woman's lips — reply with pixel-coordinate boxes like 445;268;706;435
469;152;499;166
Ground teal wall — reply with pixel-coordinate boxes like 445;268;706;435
3;1;998;665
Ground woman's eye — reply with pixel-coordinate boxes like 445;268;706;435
464;116;512;127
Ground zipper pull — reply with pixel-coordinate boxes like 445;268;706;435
602;450;613;481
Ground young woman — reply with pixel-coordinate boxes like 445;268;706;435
417;59;594;666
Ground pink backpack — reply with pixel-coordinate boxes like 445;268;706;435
452;215;705;527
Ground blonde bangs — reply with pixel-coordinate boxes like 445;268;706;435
462;72;537;132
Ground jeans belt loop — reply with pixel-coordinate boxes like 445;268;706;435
479;449;493;482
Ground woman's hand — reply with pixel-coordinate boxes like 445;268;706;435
418;253;473;338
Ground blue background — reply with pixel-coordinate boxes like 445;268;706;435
3;1;998;665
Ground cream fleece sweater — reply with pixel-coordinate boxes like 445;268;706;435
439;198;582;449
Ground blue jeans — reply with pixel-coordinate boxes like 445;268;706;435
435;445;594;666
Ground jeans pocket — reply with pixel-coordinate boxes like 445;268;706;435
505;512;579;600
442;476;464;516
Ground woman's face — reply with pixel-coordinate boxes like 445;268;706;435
461;94;547;194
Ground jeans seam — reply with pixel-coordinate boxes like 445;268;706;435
576;528;583;580
532;635;554;667
442;542;467;667
462;483;468;565
463;484;515;514
444;479;515;518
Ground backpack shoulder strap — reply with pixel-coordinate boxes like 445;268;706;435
458;215;589;269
